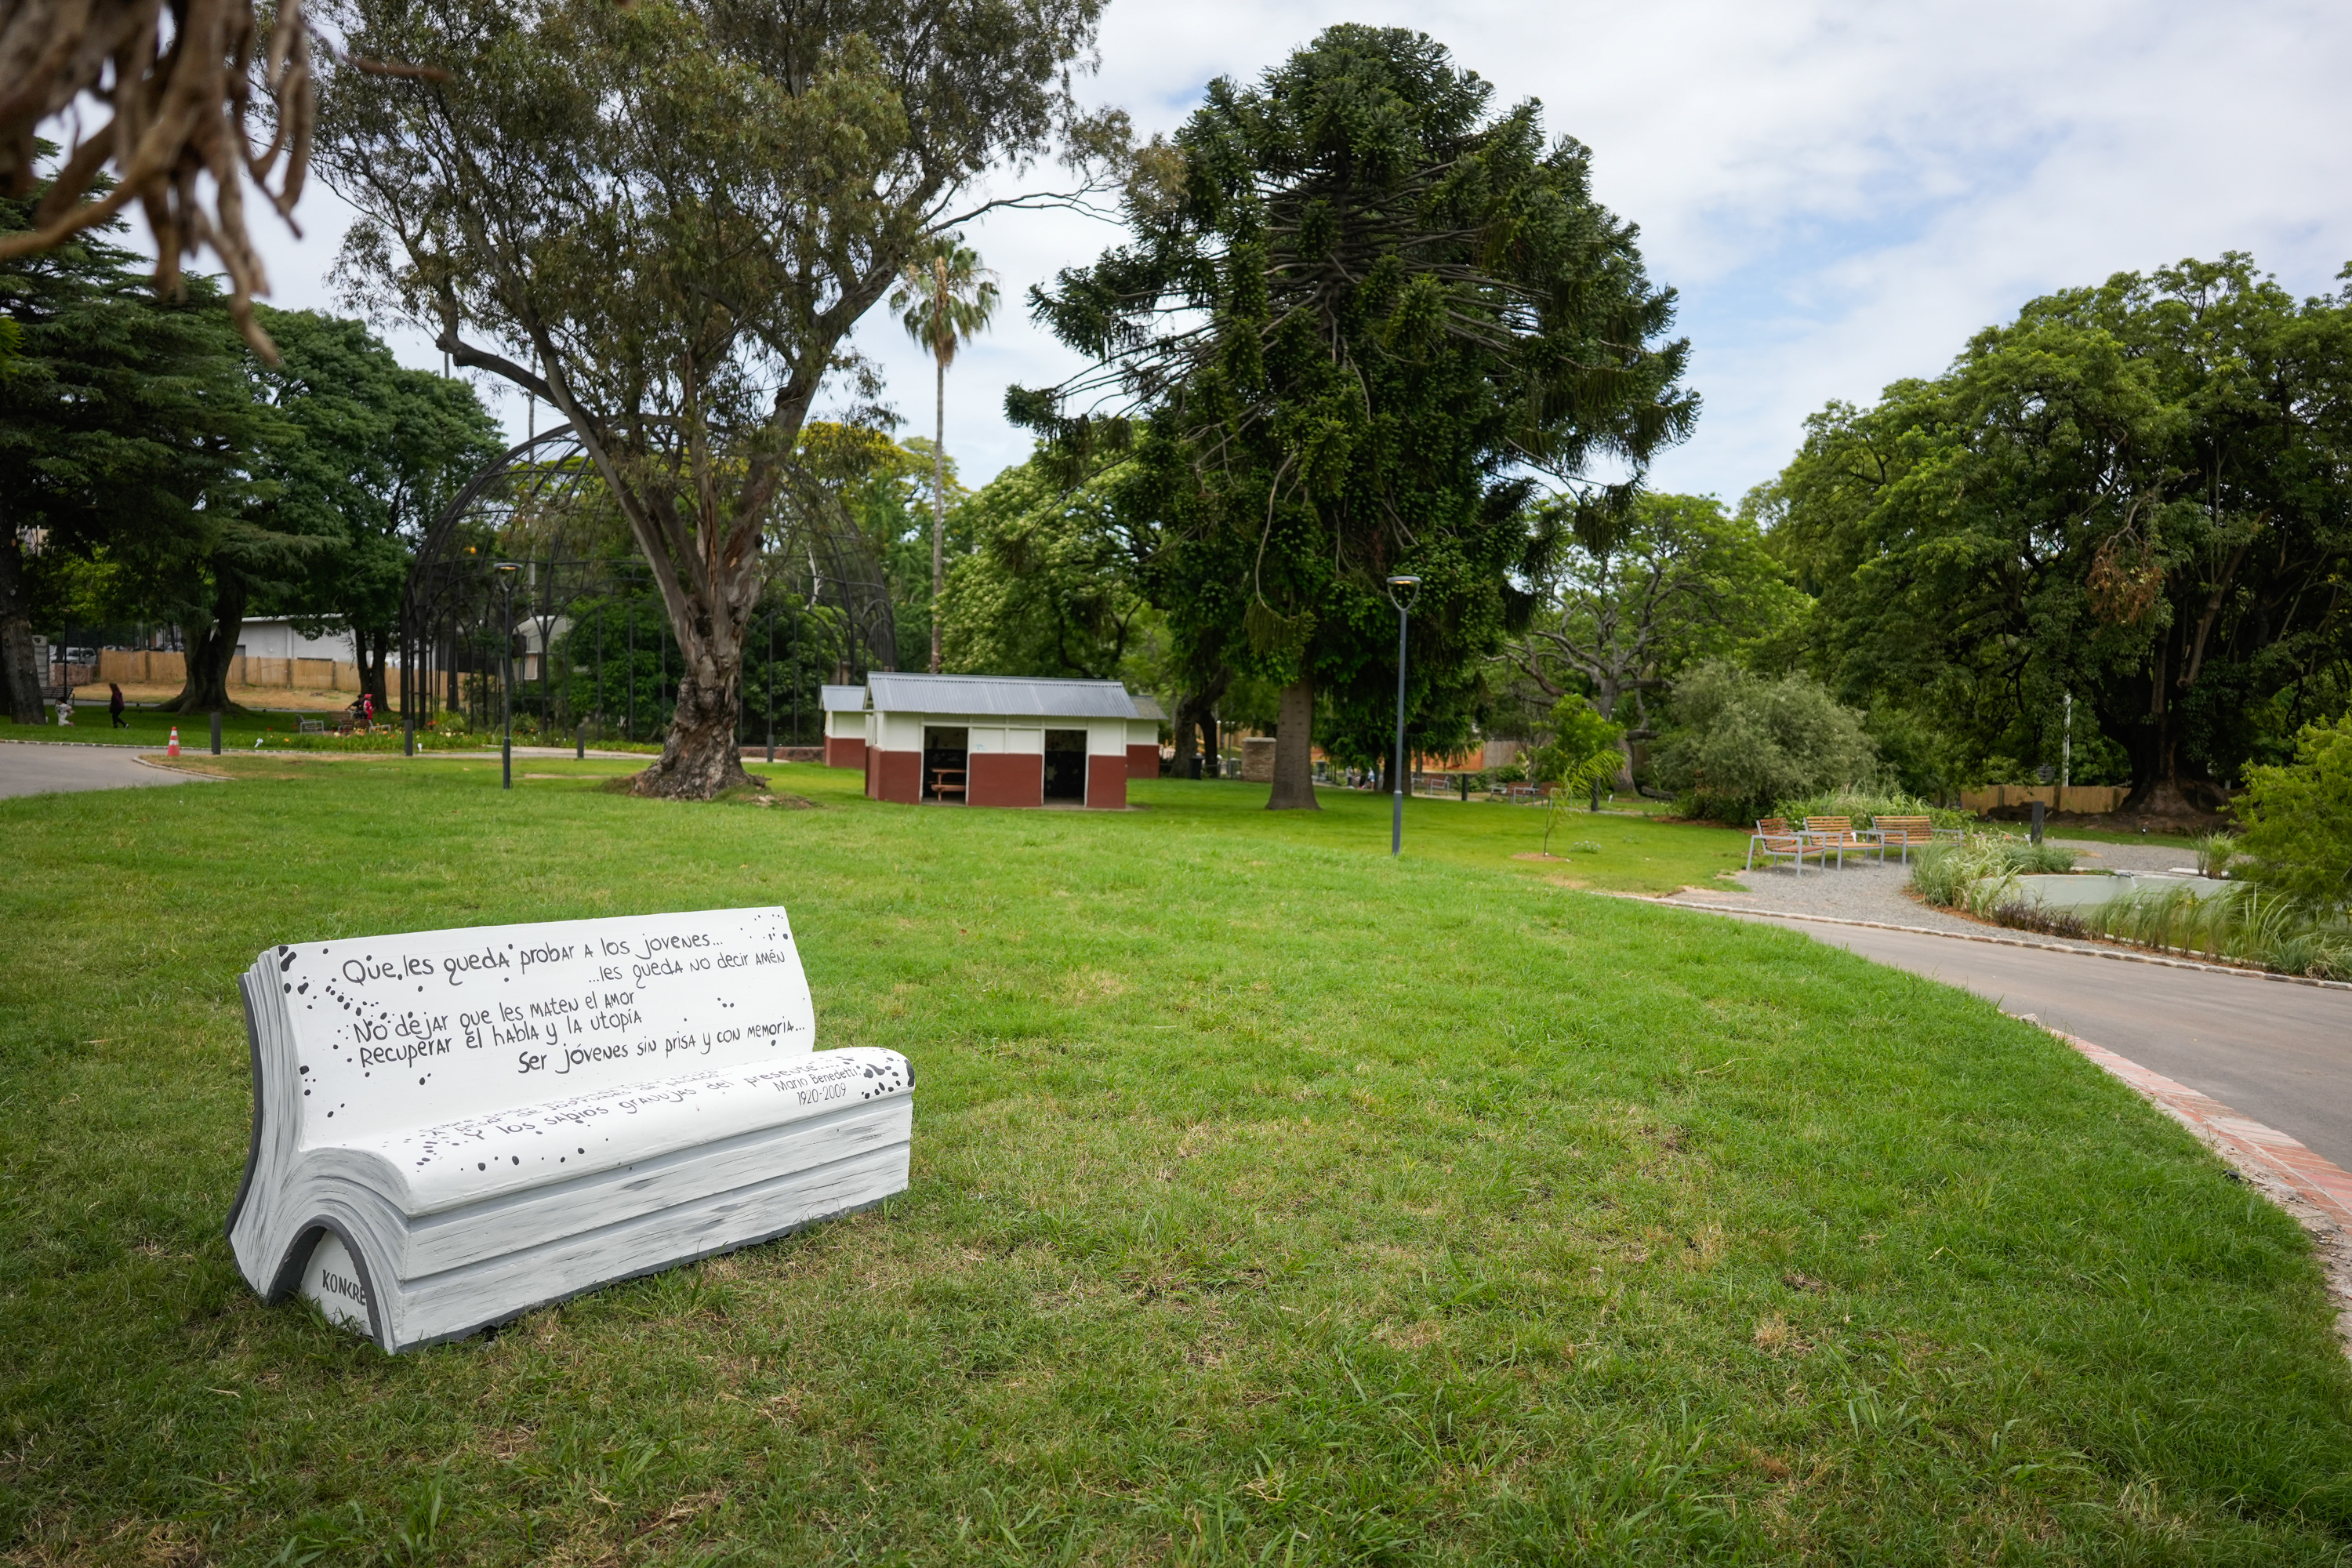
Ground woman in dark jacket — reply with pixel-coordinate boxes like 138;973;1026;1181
108;683;127;728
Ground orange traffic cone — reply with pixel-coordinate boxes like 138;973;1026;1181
167;726;180;757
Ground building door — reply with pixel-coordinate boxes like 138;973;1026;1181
922;727;969;802
1043;729;1087;800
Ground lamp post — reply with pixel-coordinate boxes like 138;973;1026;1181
1384;575;1422;857
495;561;520;790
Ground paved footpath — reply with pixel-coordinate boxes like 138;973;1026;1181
0;741;214;799
1710;909;2352;1173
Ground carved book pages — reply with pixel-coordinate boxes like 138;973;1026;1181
226;906;913;1352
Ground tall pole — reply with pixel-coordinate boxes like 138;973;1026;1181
2061;691;2073;792
1385;576;1421;857
497;564;519;789
930;255;948;675
765;606;776;763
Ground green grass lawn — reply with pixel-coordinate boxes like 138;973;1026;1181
4;757;2349;1564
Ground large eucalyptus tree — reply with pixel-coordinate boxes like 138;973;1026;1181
317;0;1120;796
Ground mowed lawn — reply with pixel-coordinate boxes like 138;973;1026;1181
2;759;2348;1564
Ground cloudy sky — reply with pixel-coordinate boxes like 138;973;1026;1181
220;0;2352;505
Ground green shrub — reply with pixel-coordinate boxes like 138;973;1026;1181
1774;787;1970;831
2234;715;2352;914
1650;662;1875;824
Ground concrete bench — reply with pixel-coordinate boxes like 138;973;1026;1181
226;906;912;1352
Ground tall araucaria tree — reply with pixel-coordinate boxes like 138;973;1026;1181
316;0;1122;797
1013;25;1695;809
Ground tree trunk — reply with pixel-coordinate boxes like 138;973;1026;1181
930;354;946;674
354;626;392;712
1590;675;1640;793
1265;674;1319;811
368;633;390;712
0;535;46;724
630;619;756;799
1169;670;1229;779
162;572;247;713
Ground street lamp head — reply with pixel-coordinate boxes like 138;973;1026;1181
493;560;521;581
1384;574;1422;612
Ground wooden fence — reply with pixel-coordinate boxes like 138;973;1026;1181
1958;784;2127;815
94;649;363;691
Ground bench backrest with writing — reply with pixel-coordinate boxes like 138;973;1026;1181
266;907;815;1146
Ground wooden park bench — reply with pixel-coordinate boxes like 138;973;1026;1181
1801;815;1884;867
1873;815;1943;864
1746;818;1823;875
226;906;913;1352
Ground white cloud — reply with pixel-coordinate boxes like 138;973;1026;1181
193;0;2352;499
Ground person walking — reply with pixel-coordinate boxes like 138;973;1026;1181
361;691;375;729
108;683;127;728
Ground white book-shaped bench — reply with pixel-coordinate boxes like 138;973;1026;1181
225;906;911;1352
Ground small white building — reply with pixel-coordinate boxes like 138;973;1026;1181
829;673;1163;809
820;684;868;770
234;617;361;662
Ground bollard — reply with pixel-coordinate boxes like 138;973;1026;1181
209;710;222;755
2031;799;2045;844
576;721;586;761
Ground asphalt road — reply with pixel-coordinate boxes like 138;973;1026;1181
1722;911;2352;1171
0;743;214;799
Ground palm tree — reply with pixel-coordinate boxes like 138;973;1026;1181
890;238;1000;673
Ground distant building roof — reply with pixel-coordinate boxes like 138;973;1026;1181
1129;691;1169;722
819;684;866;713
866;672;1141;720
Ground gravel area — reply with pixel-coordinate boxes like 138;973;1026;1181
1660;835;2202;951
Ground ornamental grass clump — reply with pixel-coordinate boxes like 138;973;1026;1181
1910;836;2077;915
2085;882;2352;979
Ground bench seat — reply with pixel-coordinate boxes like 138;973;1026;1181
227;907;914;1352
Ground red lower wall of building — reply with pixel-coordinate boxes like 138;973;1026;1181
871;749;921;804
1087;754;1127;810
968;752;1044;808
1126;742;1160;779
825;735;866;769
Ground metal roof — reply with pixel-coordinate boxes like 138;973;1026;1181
818;684;866;713
866;672;1141;720
1129;691;1169;722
